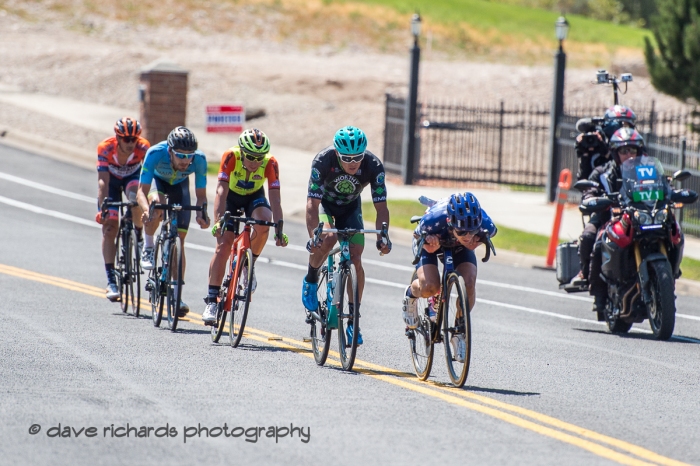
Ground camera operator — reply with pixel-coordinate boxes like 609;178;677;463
574;105;637;181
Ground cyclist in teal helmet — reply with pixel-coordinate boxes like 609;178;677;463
302;126;392;346
334;126;367;156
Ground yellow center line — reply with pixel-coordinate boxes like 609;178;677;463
0;263;690;466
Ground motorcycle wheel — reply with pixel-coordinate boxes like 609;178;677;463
646;260;676;341
604;295;632;334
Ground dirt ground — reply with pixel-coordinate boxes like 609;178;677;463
0;7;688;156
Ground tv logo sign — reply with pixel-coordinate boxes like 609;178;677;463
636;166;657;180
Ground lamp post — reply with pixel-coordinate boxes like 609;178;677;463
402;13;421;185
546;16;569;202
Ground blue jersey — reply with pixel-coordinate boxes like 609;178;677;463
139;141;208;189
414;196;496;247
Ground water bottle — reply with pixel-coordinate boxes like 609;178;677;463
327;267;340;329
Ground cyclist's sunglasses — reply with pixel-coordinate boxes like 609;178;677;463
170;148;195;159
120;136;137;143
339;152;364;164
243;151;266;162
454;227;480;237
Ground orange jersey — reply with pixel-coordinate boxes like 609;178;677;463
97;136;150;179
218;147;280;195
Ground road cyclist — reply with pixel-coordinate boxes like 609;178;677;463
95;117;150;302
402;192;497;386
203;128;288;326
302;125;392;347
137;126;210;317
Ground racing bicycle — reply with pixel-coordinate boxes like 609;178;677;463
100;198;142;316
209;210;282;347
146;200;207;331
307;222;389;371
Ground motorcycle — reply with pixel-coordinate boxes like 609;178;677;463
560;155;697;340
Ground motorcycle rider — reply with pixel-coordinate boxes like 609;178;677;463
584;128;647;315
574;105;637;181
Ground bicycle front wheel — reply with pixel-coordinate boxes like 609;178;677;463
115;227;129;313
311;266;332;366
407;271;434;380
229;249;253;347
442;273;472;387
166;237;183;332
129;228;141;317
337;263;360;371
211;256;234;343
150;243;163;327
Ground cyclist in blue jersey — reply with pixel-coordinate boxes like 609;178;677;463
402;192;496;362
136;126;210;315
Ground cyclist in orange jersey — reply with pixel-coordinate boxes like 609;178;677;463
96;117;150;301
202;128;288;324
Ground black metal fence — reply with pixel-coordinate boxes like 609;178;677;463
384;94;550;186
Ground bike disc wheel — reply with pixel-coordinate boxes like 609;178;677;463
229;249;253;347
311;266;332;366
337;263;360;371
150;244;163;327
442;273;471;387
129;228;141;317
166;237;183;332
407;271;434;380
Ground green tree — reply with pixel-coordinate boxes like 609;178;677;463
645;0;700;103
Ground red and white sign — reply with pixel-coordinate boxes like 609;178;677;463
205;104;245;133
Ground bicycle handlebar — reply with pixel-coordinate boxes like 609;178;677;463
310;222;390;250
411;229;496;265
149;201;209;224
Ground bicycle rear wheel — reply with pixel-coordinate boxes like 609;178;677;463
229;249;253;347
150;243;163;327
337;263;360;371
129;228;141;317
311;266;332;366
407;271;434;380
166;237;183;332
442;273;472;387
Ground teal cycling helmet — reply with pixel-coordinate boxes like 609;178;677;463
333;126;367;155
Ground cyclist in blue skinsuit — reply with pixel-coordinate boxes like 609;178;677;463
402;192;496;362
136;126;210;316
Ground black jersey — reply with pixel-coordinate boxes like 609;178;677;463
307;146;387;205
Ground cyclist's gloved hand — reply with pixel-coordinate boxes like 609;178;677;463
211;219;225;237
376;238;392;254
276;233;289;247
306;237;321;252
95;211;105;224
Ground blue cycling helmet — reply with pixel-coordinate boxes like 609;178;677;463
333;126;367;155
446;192;482;231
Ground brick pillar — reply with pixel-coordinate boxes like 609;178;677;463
139;60;188;145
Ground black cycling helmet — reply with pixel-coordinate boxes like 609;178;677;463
446;192;482;231
167;126;198;152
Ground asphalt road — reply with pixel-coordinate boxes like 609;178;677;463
1;143;699;466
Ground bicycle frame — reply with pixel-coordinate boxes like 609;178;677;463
222;222;253;311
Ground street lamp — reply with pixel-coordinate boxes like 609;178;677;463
403;13;422;185
546;16;569;202
555;16;569;50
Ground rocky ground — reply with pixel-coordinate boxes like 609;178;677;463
0;5;688;156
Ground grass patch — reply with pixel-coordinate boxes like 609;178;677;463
344;0;650;48
363;199;551;256
680;257;700;282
